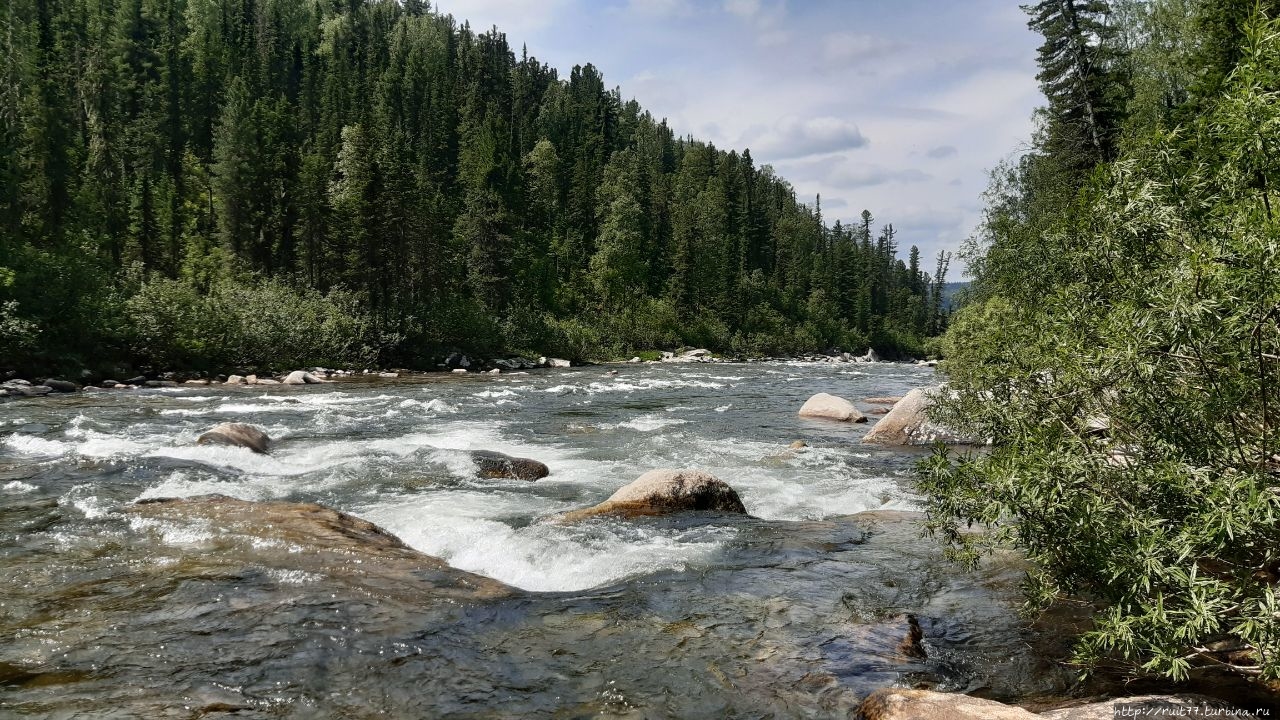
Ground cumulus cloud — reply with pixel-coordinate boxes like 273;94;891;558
739;117;869;160
926;145;958;159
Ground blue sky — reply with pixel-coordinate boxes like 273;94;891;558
432;0;1044;276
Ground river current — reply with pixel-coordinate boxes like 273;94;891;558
0;362;1077;717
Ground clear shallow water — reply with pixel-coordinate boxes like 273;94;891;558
0;362;1077;717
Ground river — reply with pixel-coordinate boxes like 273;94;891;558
0;361;1078;717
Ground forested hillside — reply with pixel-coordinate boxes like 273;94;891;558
922;0;1280;682
0;0;946;375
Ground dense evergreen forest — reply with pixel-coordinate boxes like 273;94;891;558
923;0;1280;683
0;0;947;376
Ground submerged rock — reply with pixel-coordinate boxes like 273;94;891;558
125;495;509;600
560;469;747;521
863;396;903;405
799;393;867;423
470;450;550;481
863;387;969;446
196;423;271;454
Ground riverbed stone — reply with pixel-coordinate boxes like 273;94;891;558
863;396;903;405
560;469;747;521
470;451;550;481
798;393;866;423
547;358;571;368
196;423;271;454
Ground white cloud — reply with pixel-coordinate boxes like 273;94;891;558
821;32;902;65
739;117;869;160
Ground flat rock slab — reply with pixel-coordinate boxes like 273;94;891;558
126;495;510;601
858;688;1038;719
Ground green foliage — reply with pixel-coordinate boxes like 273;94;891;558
925;4;1280;680
124;277;387;371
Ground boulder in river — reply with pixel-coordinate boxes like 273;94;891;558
863;387;970;446
43;379;78;393
225;375;246;385
798;393;866;423
470;450;550;481
560;469;747;521
444;352;471;370
196;423;271;454
863;396;903;405
547;358;571;368
282;370;323;385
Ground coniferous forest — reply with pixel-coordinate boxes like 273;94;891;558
0;0;947;376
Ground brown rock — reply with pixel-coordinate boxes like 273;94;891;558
789;440;807;449
196;423;271;454
799;393;867;423
863;396;904;405
857;688;1038;720
560;469;747;521
470;451;550;481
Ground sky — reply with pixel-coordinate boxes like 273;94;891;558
432;0;1045;277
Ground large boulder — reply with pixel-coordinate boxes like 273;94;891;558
547;358;571;368
196;423;271;454
470;450;550;481
560;469;747;521
125;495;509;600
863;387;970;446
282;370;322;385
444;352;471;370
42;379;78;393
798;393;866;423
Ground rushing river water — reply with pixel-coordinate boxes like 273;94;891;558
0;362;1079;717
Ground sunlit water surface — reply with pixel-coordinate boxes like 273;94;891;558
0;362;1076;717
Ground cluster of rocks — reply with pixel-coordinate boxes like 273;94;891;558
0;378;78;399
794;387;975;446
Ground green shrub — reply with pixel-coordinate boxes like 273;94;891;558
920;19;1280;681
